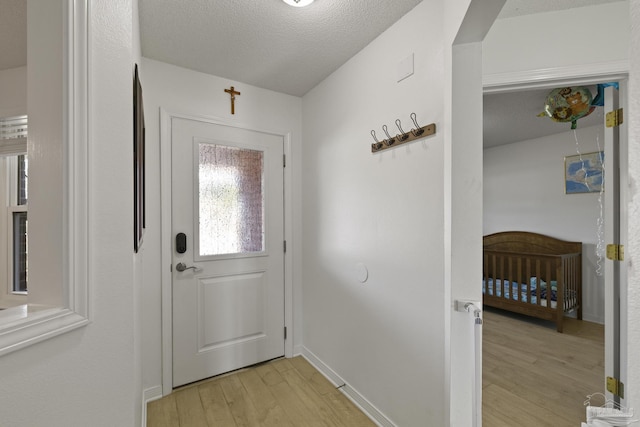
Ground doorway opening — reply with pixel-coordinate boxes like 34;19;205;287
482;78;627;425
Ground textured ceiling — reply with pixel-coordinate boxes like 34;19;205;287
483;87;604;148
497;0;623;18
138;0;625;97
139;0;423;97
2;0;624;146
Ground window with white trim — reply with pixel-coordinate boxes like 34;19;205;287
0;116;28;300
10;155;28;294
1;154;28;299
0;0;89;357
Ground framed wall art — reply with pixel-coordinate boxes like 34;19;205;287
564;151;604;194
134;64;145;252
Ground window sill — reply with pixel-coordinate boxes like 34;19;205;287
0;304;89;357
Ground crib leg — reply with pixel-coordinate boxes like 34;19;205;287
556;314;564;333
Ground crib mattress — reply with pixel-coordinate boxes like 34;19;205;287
482;278;577;309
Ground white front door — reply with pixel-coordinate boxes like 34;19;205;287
171;116;285;387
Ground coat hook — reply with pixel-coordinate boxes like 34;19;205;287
395;119;409;141
382;125;396;146
370;130;383;151
410;112;425;137
370;116;436;153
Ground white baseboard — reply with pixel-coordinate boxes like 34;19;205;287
141;386;163;427
300;347;397;427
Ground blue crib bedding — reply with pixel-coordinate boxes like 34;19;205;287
482;278;564;308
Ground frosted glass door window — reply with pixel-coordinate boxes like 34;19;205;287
198;143;265;256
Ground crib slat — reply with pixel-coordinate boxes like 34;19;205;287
505;256;518;299
564;257;570;311
492;254;497;295
500;256;506;301
535;260;541;306
556;258;564;332
516;257;522;302
525;258;532;304
546;260;552;308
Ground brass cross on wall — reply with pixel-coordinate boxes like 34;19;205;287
224;86;241;114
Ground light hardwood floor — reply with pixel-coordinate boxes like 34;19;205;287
148;311;603;427
147;356;376;427
483;308;604;427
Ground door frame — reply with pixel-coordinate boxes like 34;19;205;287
477;64;629;421
159;109;295;395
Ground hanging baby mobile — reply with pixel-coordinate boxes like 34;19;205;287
538;83;619;277
537;86;594;129
536;83;618;129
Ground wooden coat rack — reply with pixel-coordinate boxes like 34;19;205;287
370;113;436;153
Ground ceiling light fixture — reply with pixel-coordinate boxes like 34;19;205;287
282;0;314;7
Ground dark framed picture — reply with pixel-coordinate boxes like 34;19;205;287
134;64;145;252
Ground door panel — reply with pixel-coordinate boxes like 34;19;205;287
171;117;285;387
198;271;266;349
604;82;627;405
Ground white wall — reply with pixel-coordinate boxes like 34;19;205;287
133;0;143;423
0;66;26;117
484;125;606;324
0;0;140;425
483;2;629;78
302;2;448;425
138;57;303;395
626;0;640;416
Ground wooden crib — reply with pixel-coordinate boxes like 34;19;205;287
483;231;582;332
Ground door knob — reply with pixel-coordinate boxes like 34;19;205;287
176;262;199;272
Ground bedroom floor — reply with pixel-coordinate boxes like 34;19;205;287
483;308;604;427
